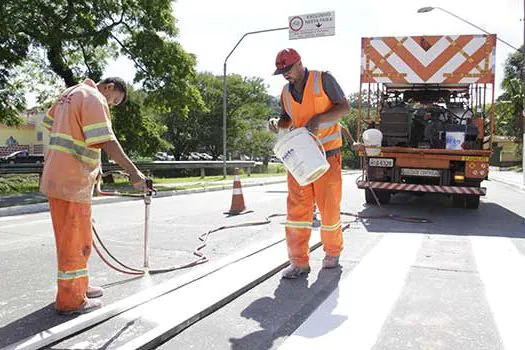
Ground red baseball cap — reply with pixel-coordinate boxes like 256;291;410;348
273;48;301;75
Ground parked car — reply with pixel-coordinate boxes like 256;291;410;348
269;155;282;163
154;152;175;161
0;150;45;164
197;152;213;160
188;152;203;160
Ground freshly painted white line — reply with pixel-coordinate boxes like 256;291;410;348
278;233;422;350
118;231;322;350
472;236;525;350
4;234;289;350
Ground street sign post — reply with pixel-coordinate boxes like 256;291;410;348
288;11;335;40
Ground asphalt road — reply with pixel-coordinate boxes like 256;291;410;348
1;174;525;349
162;175;525;350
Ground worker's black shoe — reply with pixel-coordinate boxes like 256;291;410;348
57;299;102;315
87;285;104;298
282;264;311;279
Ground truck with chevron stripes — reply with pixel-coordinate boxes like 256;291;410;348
356;34;496;209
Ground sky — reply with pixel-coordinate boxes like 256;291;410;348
108;0;522;99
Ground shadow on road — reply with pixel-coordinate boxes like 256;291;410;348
229;267;343;350
352;192;525;238
0;302;77;348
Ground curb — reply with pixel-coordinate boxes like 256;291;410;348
0;178;288;218
489;174;525;192
0;171;360;218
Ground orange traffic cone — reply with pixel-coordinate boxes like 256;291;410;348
227;168;246;215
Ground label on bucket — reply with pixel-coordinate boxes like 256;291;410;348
281;148;305;176
446;132;465;150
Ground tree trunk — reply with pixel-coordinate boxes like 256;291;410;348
47;43;76;87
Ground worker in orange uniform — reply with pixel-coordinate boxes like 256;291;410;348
40;77;147;314
269;48;350;279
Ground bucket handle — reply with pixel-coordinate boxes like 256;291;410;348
307;130;326;158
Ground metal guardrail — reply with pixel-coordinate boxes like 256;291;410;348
0;161;257;178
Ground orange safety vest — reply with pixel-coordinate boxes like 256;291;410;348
40;80;116;203
281;70;342;152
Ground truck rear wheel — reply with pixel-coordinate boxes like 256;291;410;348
452;194;480;209
365;188;391;205
452;195;465;208
465;195;480;209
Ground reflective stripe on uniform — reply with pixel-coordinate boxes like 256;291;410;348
57;268;88;281
321;221;342;232
319;120;339;129
320;130;342;145
313;71;321;96
42;113;54;130
283;88;294;120
49;132;100;165
83;122;114;145
286;220;312;229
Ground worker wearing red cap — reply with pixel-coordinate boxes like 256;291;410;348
269;48;349;279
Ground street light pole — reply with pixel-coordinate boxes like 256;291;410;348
222;27;288;178
417;6;519;51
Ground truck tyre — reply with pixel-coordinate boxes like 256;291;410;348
365;188;391;205
465;195;480;209
452;195;465;208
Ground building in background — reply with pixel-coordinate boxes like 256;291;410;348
0;107;49;157
491;136;521;167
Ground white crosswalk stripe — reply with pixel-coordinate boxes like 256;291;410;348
277;233;525;350
278;234;422;349
472;236;525;350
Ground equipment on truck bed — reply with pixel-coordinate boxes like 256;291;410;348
356;34;496;209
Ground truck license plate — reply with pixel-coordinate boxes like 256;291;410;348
369;158;394;167
401;168;441;177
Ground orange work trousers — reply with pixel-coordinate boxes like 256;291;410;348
48;197;92;311
285;153;343;267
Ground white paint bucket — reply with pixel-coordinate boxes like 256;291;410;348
362;129;382;156
273;127;330;186
445;131;465;150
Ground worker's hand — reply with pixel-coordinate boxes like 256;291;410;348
351;142;365;153
269;117;293;134
129;170;147;192
305;116;321;134
268;118;280;133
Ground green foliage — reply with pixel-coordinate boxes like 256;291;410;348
341;107;361;169
496;47;524;141
111;88;171;157
171;72;275;160
0;175;41;194
0;0;203;159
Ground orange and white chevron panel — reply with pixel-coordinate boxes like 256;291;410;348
360;34;496;85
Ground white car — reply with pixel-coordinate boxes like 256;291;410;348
154;152;174;161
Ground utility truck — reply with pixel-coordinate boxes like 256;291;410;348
356;34;496;209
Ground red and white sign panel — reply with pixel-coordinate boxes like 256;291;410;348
360;34;496;85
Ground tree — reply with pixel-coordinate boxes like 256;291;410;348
111;88;171;157
1;0;204;157
172;72;274;160
496;47;524;140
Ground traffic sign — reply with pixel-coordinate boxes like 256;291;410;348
288;11;335;40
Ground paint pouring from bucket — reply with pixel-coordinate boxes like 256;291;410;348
273;127;330;186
